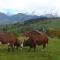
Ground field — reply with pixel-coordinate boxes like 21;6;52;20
0;38;60;60
0;18;60;60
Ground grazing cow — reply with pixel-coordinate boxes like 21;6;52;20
0;32;20;51
23;30;48;51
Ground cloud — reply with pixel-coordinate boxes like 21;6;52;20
0;0;60;15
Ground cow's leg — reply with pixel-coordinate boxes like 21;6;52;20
28;45;36;52
43;44;46;49
14;43;18;50
28;46;31;52
8;45;10;52
33;45;36;52
12;45;14;51
10;44;14;52
20;42;23;50
8;43;10;52
16;46;18;50
16;45;19;50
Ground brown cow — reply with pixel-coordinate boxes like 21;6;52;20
0;32;20;51
23;30;48;51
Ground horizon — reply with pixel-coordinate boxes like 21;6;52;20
0;0;60;16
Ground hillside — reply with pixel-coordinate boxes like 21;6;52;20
24;18;60;29
0;12;40;24
0;18;60;34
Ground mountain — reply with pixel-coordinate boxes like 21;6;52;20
24;15;60;24
0;12;40;24
0;12;59;24
0;12;9;24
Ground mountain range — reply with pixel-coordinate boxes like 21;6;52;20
0;12;59;24
0;12;41;24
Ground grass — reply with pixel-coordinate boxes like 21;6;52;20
31;19;60;29
0;38;60;60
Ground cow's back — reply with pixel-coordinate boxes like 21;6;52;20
0;32;17;44
25;31;48;45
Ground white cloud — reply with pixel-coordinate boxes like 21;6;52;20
0;0;60;15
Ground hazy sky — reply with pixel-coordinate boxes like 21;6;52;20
0;0;60;16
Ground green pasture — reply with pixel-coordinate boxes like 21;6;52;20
0;38;60;60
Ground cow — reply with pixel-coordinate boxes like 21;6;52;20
0;32;20;52
23;30;48;51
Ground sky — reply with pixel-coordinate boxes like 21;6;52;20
0;0;60;16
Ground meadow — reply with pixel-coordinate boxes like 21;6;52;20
0;18;60;60
0;38;60;60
